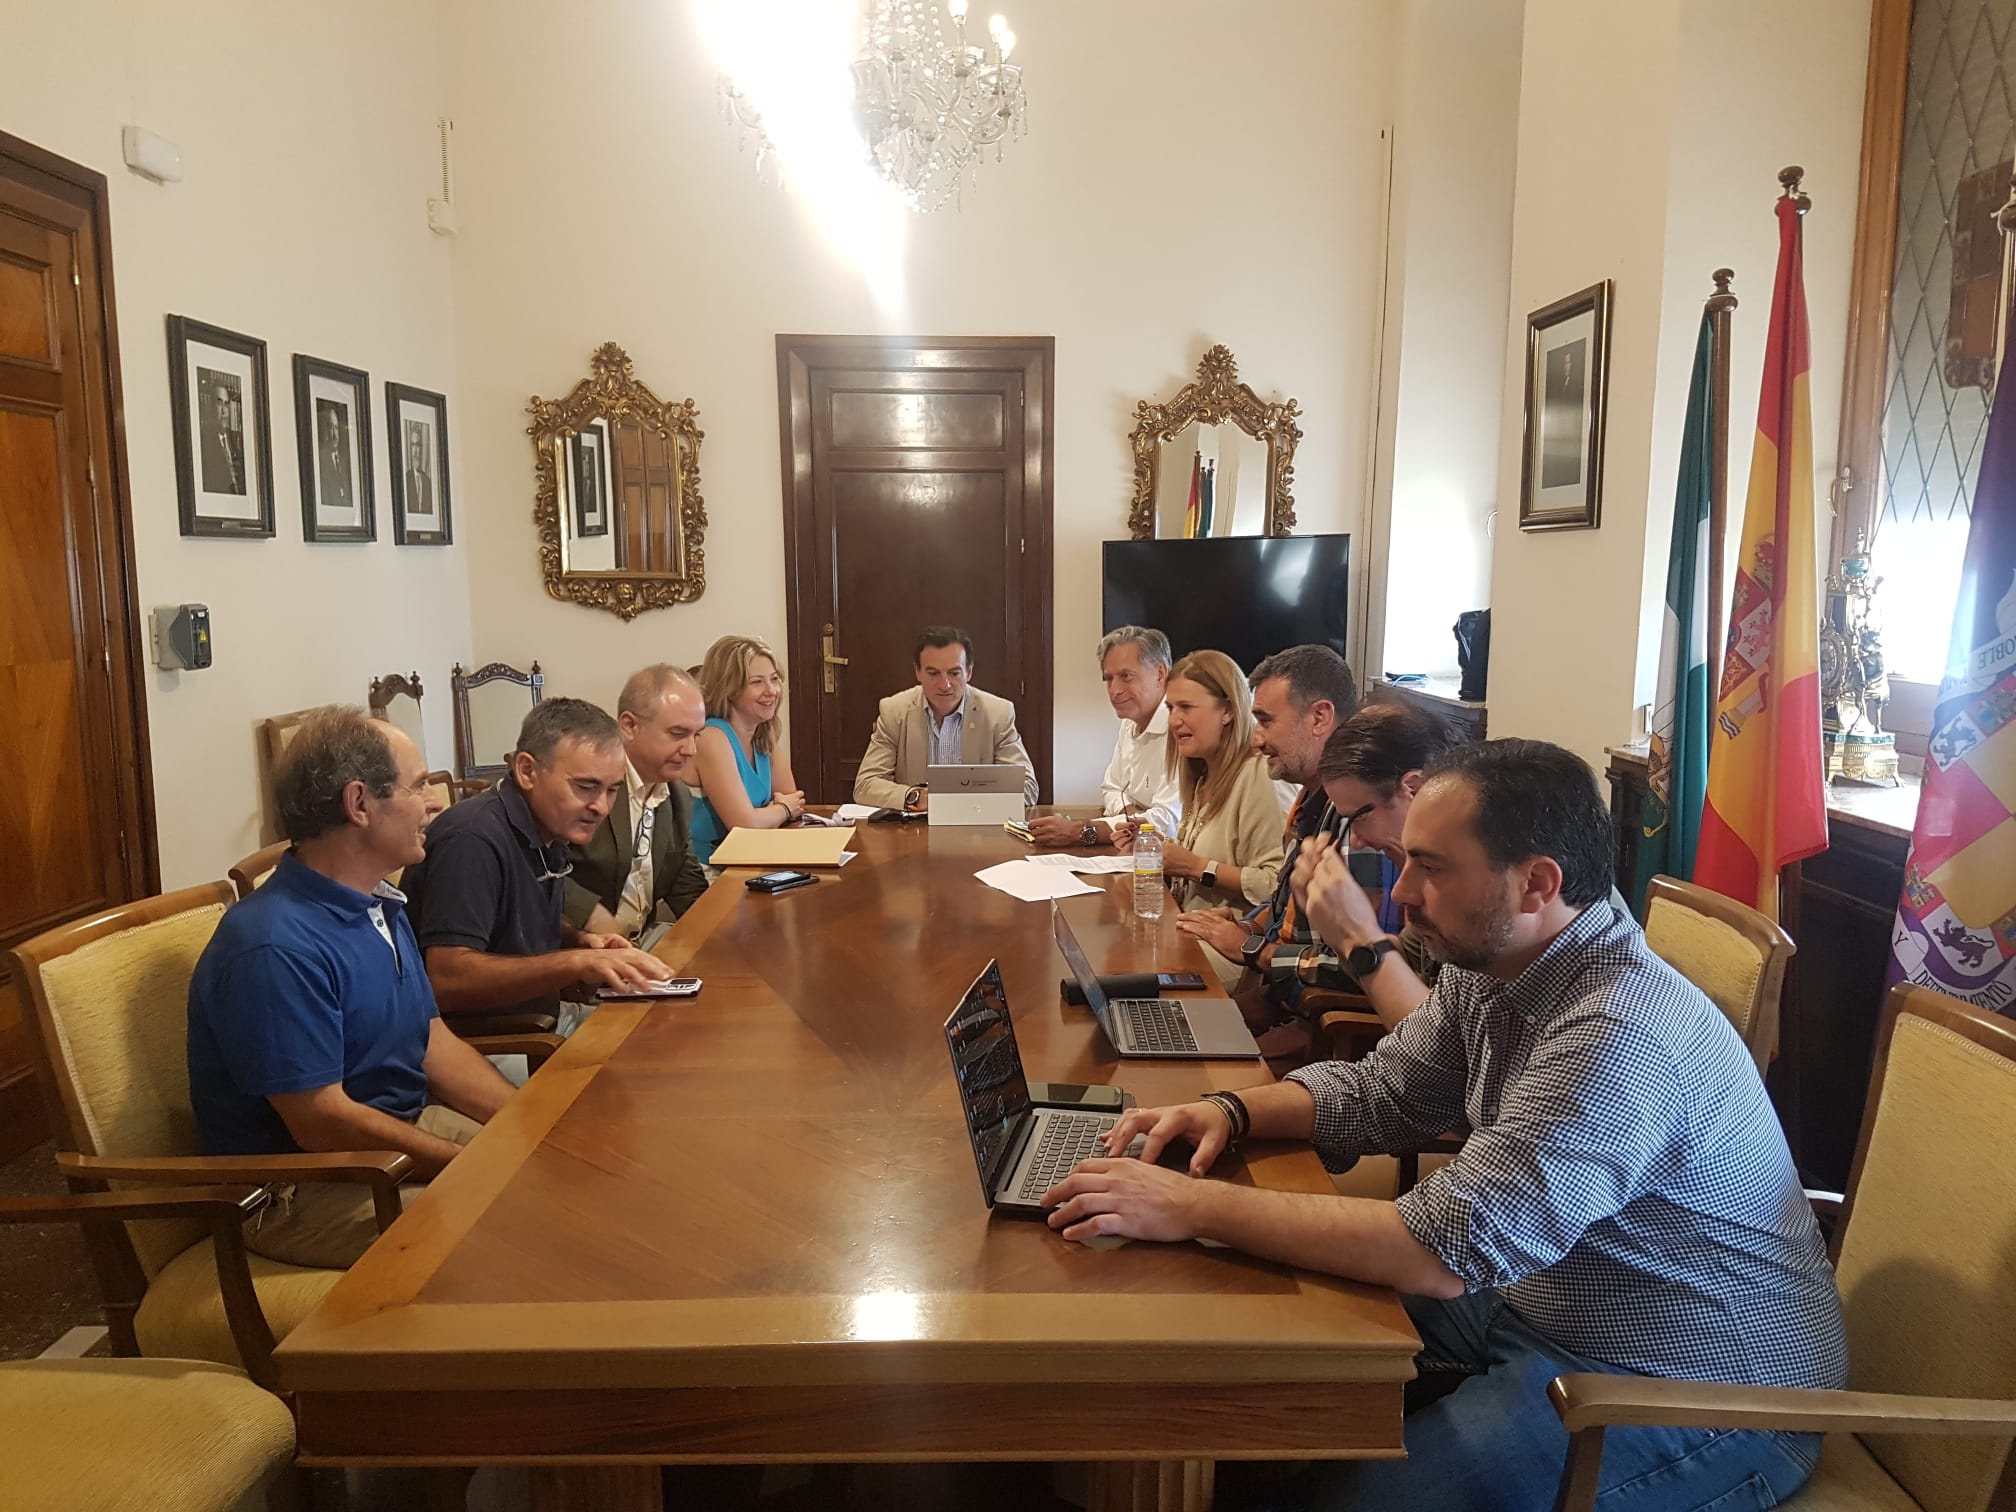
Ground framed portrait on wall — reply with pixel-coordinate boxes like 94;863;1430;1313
386;381;453;545
1519;280;1612;532
293;354;374;542
570;419;611;539
168;315;275;538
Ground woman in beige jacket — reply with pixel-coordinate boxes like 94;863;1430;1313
1119;649;1285;914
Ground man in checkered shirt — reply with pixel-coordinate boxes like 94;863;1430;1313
1044;738;1845;1511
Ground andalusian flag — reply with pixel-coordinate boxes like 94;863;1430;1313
1695;193;1828;918
1633;310;1717;915
1183;451;1202;539
1885;292;2016;1015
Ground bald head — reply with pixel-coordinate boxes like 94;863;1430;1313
616;664;706;785
617;663;702;719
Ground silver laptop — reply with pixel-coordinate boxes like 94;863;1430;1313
926;762;1026;826
1052;905;1263;1060
942;961;1124;1215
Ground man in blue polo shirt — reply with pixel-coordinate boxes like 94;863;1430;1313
188;707;518;1269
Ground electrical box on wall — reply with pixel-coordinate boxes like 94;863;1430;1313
152;604;212;669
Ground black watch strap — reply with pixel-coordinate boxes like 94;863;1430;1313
1347;938;1399;979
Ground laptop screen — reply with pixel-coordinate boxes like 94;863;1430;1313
1050;904;1116;1041
942;961;1034;1195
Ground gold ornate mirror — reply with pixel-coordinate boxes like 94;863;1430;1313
1127;344;1302;539
528;342;706;620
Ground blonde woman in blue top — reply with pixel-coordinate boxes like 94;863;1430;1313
690;635;805;863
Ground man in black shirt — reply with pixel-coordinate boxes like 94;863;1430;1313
401;698;669;1029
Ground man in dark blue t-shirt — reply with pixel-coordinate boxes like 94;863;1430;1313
189;707;518;1269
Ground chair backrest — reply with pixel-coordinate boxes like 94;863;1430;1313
1641;875;1793;1072
367;670;428;764
226;841;289;900
261;708;315;775
8;883;236;1280
1834;985;2016;1512
451;660;542;781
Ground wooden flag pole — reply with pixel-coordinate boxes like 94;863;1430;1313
1705;266;1738;673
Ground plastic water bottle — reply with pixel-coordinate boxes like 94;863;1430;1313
1132;820;1165;920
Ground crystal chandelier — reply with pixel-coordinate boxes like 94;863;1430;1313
720;0;1027;214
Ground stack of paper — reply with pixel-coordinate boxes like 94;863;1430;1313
974;859;1103;902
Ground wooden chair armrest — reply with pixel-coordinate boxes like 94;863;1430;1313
1317;1008;1385;1034
1550;1373;2016;1436
0;1183;284;1391
57;1150;413;1186
448;1011;560;1036
0;1184;270;1227
461;1033;565;1066
1302;989;1374;1014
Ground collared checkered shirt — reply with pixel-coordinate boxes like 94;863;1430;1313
1285;900;1847;1389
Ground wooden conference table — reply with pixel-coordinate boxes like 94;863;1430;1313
277;819;1418;1510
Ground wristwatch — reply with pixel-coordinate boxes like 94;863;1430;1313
1346;938;1399;980
904;785;924;809
1239;932;1269;970
1199;859;1220;889
1080;821;1101;847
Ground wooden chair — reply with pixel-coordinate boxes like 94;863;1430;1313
227;840;289;899
1641;873;1796;1073
367;668;429;763
1550;983;2016;1511
4;883;414;1391
451;659;542;781
0;1185;299;1509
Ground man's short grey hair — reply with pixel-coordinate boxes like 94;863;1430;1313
1096;625;1172;672
273;705;399;844
1249;643;1360;719
616;663;701;719
514;697;622;765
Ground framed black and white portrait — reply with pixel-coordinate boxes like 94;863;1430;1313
168;316;275;538
386;382;452;545
571;419;611;539
1519;280;1612;532
293;355;374;542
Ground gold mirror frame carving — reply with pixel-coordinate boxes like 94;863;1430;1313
527;342;707;621
1126;344;1302;539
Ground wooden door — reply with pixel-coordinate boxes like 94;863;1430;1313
778;337;1053;803
0;133;157;1160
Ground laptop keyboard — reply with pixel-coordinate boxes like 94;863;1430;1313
1016;1114;1117;1202
1117;997;1199;1053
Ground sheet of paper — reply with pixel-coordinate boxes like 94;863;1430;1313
1025;853;1135;874
833;803;881;822
838;850;857;866
973;859;1103;902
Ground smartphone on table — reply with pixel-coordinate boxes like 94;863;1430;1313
746;870;818;894
596;977;703;1001
1026;1081;1128;1112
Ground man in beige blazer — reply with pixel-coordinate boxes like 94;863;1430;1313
854;626;1039;810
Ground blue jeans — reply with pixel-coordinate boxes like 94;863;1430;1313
1231;1290;1820;1512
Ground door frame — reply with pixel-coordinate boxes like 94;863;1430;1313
776;335;1055;803
0;130;160;899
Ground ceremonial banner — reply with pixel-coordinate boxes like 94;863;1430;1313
1633;311;1717;915
1696;195;1829;917
1183;451;1202;539
1886;298;2016;1015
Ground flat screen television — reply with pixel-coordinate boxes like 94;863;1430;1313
1101;534;1350;673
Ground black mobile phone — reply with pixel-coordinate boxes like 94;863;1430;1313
1027;1081;1129;1112
746;870;817;894
1157;972;1206;991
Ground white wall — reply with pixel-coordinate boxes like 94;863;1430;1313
439;0;1399;801
1378;0;1524;680
4;0;472;887
1485;0;1868;768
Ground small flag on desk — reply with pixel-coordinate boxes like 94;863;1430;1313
1183;451;1202;539
1695;192;1829;919
1633;310;1717;915
1885;296;2016;1015
1199;458;1217;537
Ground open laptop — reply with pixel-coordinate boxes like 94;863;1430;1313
926;763;1026;827
1052;905;1263;1060
942;961;1126;1215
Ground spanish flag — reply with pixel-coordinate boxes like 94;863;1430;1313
1183;451;1202;539
1695;192;1829;918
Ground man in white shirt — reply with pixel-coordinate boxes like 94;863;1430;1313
1029;625;1180;847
